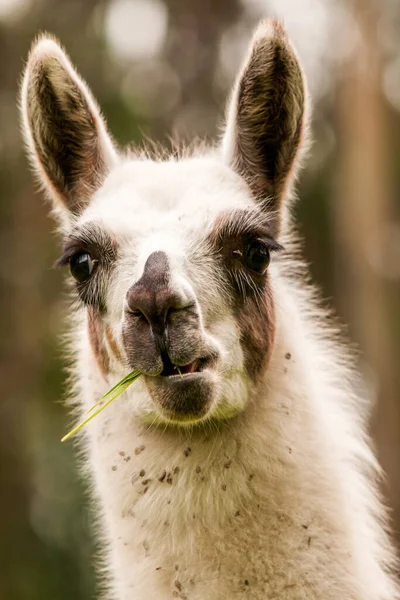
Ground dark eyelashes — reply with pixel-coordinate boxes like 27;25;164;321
216;234;284;257
210;210;285;258
56;246;105;309
252;237;284;253
55;241;115;270
54;246;85;268
55;224;117;270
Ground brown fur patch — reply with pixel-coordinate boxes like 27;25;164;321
208;208;281;257
235;282;275;379
207;207;277;378
105;325;123;364
87;307;109;376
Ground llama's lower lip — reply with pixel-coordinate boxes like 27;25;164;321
145;368;216;423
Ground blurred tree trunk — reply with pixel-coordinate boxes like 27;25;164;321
335;0;400;539
163;0;242;139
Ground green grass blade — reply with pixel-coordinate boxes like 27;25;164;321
85;371;141;416
61;371;141;442
62;379;133;442
95;370;141;404
86;371;141;415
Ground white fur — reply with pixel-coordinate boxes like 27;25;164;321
21;21;399;600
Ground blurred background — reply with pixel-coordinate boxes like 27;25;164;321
1;0;400;597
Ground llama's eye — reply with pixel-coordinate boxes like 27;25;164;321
70;252;94;282
243;242;270;273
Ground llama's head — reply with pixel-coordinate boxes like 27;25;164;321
20;20;307;427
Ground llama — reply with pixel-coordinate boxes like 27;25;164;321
20;19;399;600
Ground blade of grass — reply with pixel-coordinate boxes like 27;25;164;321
85;371;141;415
62;371;141;442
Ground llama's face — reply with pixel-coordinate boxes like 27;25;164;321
61;157;280;424
20;21;306;426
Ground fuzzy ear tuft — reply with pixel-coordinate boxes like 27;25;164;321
222;19;309;234
20;35;118;216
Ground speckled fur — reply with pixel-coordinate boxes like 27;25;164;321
20;19;399;600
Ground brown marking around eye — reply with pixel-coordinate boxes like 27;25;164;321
208;210;277;379
208;208;277;249
87;307;109;377
235;281;275;379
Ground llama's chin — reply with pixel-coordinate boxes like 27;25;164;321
144;369;218;425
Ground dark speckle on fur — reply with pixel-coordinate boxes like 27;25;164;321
159;470;167;482
139;469;146;477
184;447;191;457
285;352;291;360
111;465;117;472
195;466;201;473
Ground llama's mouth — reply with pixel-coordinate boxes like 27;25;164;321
160;356;211;378
145;352;218;423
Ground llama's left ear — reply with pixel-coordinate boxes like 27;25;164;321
222;20;308;234
20;35;118;218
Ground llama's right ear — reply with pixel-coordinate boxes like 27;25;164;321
222;20;308;235
20;36;118;218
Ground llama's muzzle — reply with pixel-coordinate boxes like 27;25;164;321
122;250;203;376
121;250;220;421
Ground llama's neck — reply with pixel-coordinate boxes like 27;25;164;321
77;294;396;600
